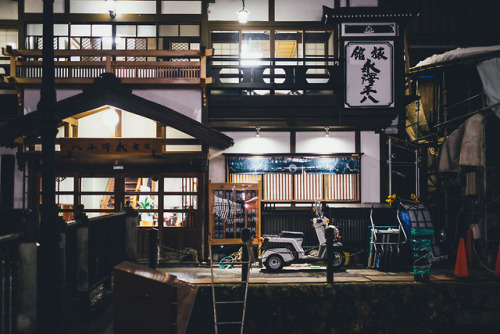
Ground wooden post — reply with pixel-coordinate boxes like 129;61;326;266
105;55;112;73
326;226;335;284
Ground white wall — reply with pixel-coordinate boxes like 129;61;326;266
133;89;202;122
275;0;335;22
25;0;65;13
209;131;290;182
208;0;378;22
24;88;202;122
23;88;81;114
210;130;382;203
0;0;18;20
208;0;269;21
295;131;356;153
360;131;380;203
0;148;24;209
162;1;202;14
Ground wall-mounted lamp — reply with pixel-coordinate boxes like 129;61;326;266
325;127;330;137
105;0;117;19
237;0;249;23
255;126;261;138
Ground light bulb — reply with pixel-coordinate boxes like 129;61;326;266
102;108;119;128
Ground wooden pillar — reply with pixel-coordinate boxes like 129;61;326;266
37;1;65;333
0;154;15;209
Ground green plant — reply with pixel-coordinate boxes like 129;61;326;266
138;197;155;217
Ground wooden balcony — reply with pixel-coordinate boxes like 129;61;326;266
2;48;212;87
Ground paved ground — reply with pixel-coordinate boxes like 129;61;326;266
162;263;420;284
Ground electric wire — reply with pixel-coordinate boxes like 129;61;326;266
472;240;494;273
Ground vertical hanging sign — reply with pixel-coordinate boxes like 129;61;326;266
345;41;394;108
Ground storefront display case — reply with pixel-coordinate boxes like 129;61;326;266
209;181;261;245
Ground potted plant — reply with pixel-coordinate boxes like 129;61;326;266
138;196;156;226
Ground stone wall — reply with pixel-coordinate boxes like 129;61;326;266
186;282;500;333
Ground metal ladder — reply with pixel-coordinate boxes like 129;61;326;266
208;237;252;334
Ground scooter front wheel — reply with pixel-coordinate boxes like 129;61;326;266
264;254;284;271
331;250;346;268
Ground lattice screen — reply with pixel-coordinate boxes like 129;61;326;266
229;172;359;202
229;174;261;184
126;38;147;61
324;174;359;201
264;174;293;201
294;173;323;201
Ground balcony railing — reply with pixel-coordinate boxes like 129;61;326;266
208;57;342;94
2;48;212;86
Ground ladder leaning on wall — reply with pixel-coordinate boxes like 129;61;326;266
208;232;253;334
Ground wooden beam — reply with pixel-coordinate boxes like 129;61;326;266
10;78;203;85
7;48;204;58
63;117;78;126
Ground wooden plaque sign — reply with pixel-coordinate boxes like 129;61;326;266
58;138;163;156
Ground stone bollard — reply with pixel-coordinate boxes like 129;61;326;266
241;228;253;282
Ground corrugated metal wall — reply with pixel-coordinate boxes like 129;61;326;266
261;206;398;256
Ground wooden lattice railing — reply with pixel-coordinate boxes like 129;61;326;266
2;48;212;86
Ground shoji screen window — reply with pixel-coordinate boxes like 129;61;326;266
116;25;157;61
26;24;68;53
80;177;115;218
211;31;240;85
125;177;159;227
159;24;201;57
70;24;112;61
163;177;198;227
42;176;76;222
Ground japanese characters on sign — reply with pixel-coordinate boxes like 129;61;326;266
59;138;163;156
345;41;394;108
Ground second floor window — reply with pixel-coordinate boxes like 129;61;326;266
25;23;201;59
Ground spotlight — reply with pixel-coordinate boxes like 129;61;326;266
105;0;117;19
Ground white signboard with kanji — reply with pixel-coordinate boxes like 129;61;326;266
345;41;394;108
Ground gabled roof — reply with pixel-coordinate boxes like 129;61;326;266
0;74;233;149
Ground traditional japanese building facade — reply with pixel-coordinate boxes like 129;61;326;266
0;0;418;259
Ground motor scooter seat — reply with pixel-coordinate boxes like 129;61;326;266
280;231;305;239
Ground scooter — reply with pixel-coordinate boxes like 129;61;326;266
260;202;345;271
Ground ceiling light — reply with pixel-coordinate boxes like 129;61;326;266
237;0;249;23
255;126;261;138
325;127;330;137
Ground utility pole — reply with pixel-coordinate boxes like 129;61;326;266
37;0;65;332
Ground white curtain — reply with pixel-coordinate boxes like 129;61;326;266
477;57;500;118
438;114;484;172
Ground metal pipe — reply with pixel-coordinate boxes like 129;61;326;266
415;149;420;198
388;137;392;196
483;102;488;243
